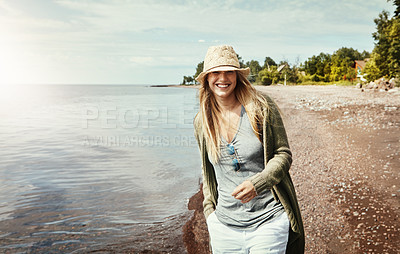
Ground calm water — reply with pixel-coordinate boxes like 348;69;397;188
0;85;201;253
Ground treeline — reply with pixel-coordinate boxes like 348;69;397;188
182;56;302;86
301;48;370;82
182;1;399;85
182;48;370;86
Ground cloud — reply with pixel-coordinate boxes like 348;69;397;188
0;0;396;84
0;1;22;15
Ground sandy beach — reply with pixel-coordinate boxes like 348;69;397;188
183;85;400;253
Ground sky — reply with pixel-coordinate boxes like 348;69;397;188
0;0;396;85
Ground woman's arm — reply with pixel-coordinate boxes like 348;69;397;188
247;96;293;195
194;115;216;219
202;168;216;219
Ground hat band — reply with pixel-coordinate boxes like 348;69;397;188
204;64;240;73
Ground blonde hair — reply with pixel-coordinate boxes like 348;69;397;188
198;71;270;163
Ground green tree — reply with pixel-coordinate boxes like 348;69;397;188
263;57;277;70
371;11;392;77
365;10;400;79
181;75;195;85
303;53;331;81
387;0;400;17
245;60;262;83
387;18;400;77
258;65;279;86
237;54;246;68
363;54;382;81
194;61;204;80
277;61;299;84
361;50;371;59
329;48;363;81
333;47;364;62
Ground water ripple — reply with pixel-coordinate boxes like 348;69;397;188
0;85;201;252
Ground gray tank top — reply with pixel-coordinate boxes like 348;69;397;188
209;106;284;229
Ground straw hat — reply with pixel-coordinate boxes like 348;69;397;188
195;45;250;84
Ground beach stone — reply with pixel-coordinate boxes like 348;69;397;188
389;78;399;88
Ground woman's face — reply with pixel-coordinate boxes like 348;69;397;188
207;70;237;100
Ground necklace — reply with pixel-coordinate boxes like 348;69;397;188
220;103;242;144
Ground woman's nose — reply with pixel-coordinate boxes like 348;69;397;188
218;72;228;81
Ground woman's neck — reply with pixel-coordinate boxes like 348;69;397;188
216;95;241;114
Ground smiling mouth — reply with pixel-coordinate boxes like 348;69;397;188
216;84;230;88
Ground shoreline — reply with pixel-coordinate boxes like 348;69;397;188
183;85;400;253
150;84;200;89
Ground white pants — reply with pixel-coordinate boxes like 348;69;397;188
206;211;290;254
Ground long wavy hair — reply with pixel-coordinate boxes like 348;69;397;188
198;71;270;163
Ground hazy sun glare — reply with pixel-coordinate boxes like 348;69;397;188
0;42;48;85
0;84;48;117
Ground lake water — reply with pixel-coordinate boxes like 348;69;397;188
0;85;201;253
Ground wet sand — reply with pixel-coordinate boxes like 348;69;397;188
183;85;400;253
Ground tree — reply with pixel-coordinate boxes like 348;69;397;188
364;10;400;79
371;11;392;77
258;65;279;86
181;75;195;85
303;48;367;82
387;18;400;77
363;54;382;81
361;50;371;59
387;0;400;18
329;48;363;81
245;60;262;83
277;61;299;84
236;54;246;68
263;57;277;70
194;61;204;80
334;47;363;62
303;53;331;81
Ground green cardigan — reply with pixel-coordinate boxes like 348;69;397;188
193;94;305;254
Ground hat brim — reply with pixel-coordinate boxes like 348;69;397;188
195;66;250;84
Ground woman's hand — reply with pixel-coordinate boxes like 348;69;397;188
231;180;257;203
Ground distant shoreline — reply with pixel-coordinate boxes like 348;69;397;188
150;84;200;88
151;83;357;89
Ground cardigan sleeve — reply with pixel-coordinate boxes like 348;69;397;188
201;160;217;219
247;96;293;194
193;115;217;219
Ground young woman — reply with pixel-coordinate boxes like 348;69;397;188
193;45;305;253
